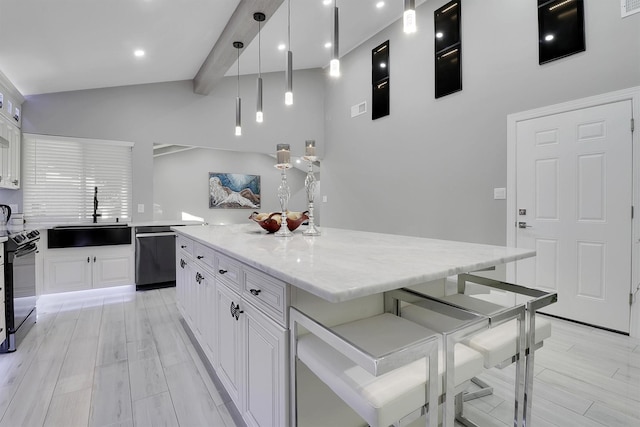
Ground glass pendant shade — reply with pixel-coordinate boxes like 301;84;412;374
235;97;242;136
256;77;263;122
404;0;416;33
330;4;340;77
285;50;293;105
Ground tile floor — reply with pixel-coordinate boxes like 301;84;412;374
0;286;638;426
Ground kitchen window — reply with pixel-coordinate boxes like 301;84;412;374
22;134;133;224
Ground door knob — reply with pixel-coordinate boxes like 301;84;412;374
518;222;532;229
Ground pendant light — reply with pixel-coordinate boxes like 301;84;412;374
403;0;417;34
233;41;244;136
284;0;293;105
329;0;340;77
254;12;266;123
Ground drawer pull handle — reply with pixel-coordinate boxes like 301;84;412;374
230;302;243;320
197;255;204;260
219;269;228;275
195;272;203;284
250;289;261;296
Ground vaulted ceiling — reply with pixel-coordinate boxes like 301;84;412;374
0;0;426;96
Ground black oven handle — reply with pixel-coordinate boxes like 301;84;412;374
15;244;38;258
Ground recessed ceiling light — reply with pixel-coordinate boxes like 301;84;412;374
324;42;332;48
436;32;444;39
278;43;286;51
134;49;145;57
322;0;331;5
545;34;554;41
376;1;385;8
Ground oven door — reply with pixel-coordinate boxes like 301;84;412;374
9;243;37;331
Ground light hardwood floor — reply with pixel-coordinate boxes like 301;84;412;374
0;286;638;427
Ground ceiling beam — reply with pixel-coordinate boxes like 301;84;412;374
193;0;284;95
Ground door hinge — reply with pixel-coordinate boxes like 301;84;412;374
633;206;635;219
631;293;635;305
632;117;635;133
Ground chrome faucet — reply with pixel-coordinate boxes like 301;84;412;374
93;186;101;223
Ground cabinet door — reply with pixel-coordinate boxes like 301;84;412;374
44;253;92;293
216;282;242;405
182;261;196;328
6;124;19;188
176;252;188;314
242;302;288;427
92;249;134;288
0;116;9;188
199;269;216;366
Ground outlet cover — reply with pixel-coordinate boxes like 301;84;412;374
493;188;506;200
137;204;145;213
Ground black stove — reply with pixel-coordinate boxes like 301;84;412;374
1;228;40;251
1;228;40;353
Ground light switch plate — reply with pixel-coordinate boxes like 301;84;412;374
322;195;328;203
137;204;145;213
494;188;506;200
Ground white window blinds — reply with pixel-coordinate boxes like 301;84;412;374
23;134;133;224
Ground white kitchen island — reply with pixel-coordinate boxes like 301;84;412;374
172;224;535;427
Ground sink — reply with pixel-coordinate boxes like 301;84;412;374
48;224;132;248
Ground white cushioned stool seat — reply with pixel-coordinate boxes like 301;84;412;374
402;294;552;368
297;313;485;427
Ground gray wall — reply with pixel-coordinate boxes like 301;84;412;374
321;0;640;244
153;147;308;225
21;69;325;222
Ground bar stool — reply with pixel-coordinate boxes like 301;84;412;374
290;294;489;427
401;274;557;427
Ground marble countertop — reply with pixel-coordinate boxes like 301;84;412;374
173;224;535;303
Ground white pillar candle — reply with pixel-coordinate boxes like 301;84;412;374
305;140;316;157
276;144;291;164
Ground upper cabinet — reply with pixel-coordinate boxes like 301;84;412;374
0;70;24;189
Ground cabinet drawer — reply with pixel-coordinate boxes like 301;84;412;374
243;267;289;327
194;242;216;271
176;235;194;257
217;254;242;292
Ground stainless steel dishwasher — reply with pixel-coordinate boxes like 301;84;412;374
135;225;180;290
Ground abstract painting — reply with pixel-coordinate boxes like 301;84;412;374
209;173;261;209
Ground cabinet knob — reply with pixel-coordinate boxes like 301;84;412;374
180;259;186;268
181;245;187;249
197;255;204;260
87;257;90;263
219;269;228;275
12;180;18;185
93;256;96;262
249;289;261;296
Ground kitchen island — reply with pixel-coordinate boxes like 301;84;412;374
172;224;535;427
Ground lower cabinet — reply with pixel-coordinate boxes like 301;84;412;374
43;246;134;294
216;280;242;405
242;301;287;427
175;235;288;427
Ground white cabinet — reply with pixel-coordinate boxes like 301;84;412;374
175;234;289;427
0;115;20;189
242;301;287;427
216;278;242;405
0;76;22;190
44;246;134;294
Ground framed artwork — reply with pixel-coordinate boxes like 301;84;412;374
209;173;261;209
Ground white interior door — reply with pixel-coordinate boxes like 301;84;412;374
515;100;633;333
